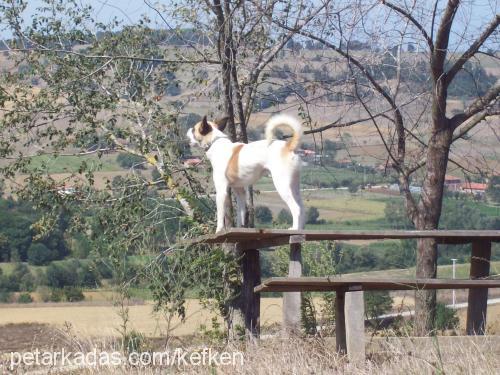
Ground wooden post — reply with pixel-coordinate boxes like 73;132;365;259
345;290;365;364
242;249;261;338
283;242;302;334
335;289;346;353
466;240;491;335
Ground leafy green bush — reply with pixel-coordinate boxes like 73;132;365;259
435;303;459;331
49;288;64;302
17;292;33;303
116;153;146;169
255;206;273;224
63;287;85;302
0;291;13;303
77;264;101;288
365;291;393;321
276;209;293;226
27;242;55;265
305;207;320;224
46;263;78;288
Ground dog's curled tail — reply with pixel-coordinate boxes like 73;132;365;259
265;114;303;151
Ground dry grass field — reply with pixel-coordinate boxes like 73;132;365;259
0;298;282;337
1;295;499;339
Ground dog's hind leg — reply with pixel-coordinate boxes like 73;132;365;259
271;169;304;230
233;187;246;227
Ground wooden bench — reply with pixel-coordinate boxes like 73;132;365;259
255;276;500;357
185;229;500;345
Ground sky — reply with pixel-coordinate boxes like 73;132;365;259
1;0;498;51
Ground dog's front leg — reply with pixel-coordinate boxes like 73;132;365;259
215;187;229;232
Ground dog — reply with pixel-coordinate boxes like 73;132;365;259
186;114;304;232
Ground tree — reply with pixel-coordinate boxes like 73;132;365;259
27;243;54;266
365;291;393;322
276;209;293;226
272;1;499;335
305;207;320;225
487;176;500;204
255;206;273;224
116;153;146;170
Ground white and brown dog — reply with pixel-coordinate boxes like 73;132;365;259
187;114;304;232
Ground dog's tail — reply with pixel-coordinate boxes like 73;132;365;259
265;114;303;152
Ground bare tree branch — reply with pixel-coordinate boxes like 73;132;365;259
445;14;500;85
431;0;459;80
381;1;434;51
8;48;220;64
450;84;500;128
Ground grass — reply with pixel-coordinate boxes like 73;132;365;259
2;324;500;374
346;260;500;279
256;189;389;223
28;154;122;173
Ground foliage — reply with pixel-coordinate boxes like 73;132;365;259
301;293;318;335
0;291;13;303
27;242;55;265
276;209;293;226
305;206;320;224
17;292;33;303
116;153;146;170
365;291;393;321
255;205;273;224
63;286;85;302
487;176;500;204
434;303;459;332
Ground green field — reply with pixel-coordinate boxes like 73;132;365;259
347;260;500;279
28;154;122;173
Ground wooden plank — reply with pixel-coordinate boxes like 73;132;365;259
345;291;365;364
335;290;346;353
254;277;500;293
182;228;500;248
283;243;302;334
466;240;492;335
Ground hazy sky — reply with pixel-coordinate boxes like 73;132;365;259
2;0;498;51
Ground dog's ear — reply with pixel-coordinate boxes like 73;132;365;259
214;116;229;132
199;115;212;135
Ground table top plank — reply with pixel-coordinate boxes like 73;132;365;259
254;276;500;293
182;228;500;248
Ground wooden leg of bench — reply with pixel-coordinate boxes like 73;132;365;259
345;291;365;364
242;249;260;338
466;240;491;335
283;243;302;334
335;289;346;353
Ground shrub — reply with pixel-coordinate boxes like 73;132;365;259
49;288;64;302
305;207;320;225
63;287;85;302
46;263;78;289
116;153;146;169
435;302;459;331
78;264;101;288
276;209;293;226
36;286;51;302
27;242;55;265
95;260;113;279
255;206;273;224
0;291;13;303
17;292;33;303
365;291;393;321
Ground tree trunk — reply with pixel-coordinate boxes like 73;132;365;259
414;127;452;335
